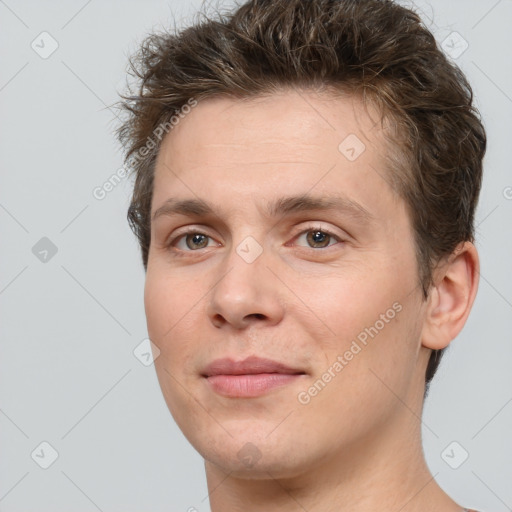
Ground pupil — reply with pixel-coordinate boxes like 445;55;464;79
187;233;207;249
308;230;329;247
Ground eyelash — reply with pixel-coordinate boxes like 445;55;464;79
167;225;344;254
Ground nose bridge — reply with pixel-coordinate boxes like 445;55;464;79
207;234;283;328
214;234;267;306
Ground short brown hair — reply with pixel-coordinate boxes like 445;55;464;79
116;0;486;388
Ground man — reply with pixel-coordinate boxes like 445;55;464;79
117;0;486;510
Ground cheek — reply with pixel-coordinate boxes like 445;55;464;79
301;255;421;385
144;267;201;358
298;301;421;443
145;269;203;419
296;264;403;346
144;271;172;341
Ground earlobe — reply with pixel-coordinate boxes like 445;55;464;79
421;242;480;350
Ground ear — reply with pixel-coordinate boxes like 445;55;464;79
421;241;479;350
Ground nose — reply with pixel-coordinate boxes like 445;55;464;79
207;244;285;330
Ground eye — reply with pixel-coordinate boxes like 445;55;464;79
167;226;343;253
294;228;341;249
173;232;217;251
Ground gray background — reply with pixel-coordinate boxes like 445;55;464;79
0;0;511;511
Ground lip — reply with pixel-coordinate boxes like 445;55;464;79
202;356;306;398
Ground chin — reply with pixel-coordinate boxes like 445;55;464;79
186;422;318;480
203;445;308;480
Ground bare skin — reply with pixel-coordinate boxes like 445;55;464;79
145;89;479;512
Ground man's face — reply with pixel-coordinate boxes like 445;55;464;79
145;90;428;477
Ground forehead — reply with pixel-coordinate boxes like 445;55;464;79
152;89;399;222
157;89;385;168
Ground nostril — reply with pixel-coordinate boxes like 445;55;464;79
212;314;226;328
246;313;266;321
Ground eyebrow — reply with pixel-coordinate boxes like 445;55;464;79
152;194;374;224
